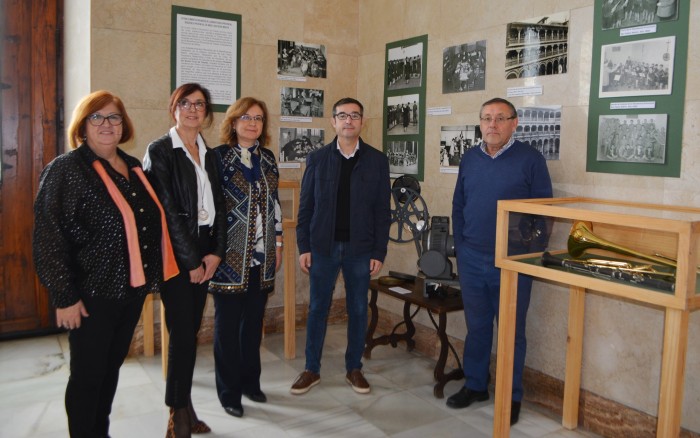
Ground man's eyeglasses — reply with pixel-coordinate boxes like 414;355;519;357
479;116;516;124
334;112;362;121
239;114;265;123
178;99;207;112
87;113;123;126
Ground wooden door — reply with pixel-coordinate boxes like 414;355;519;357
0;0;62;337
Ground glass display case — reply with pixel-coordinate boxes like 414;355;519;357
491;197;699;437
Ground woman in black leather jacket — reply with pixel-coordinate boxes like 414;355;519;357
143;83;226;438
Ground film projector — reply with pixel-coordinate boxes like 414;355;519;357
385;176;460;298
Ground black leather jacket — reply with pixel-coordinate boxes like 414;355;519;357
143;133;226;271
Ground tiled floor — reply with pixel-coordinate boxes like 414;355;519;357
0;325;600;437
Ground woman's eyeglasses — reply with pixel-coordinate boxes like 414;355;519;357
87;113;123;126
178;100;207;112
239;114;265;123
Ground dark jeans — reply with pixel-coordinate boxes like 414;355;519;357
65;293;146;438
456;246;532;402
213;266;269;407
162;226;213;408
304;242;371;374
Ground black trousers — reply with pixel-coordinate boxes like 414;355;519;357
65;293;146;438
161;226;213;408
213;266;269;407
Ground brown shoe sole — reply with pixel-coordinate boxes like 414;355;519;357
345;376;371;394
290;377;320;395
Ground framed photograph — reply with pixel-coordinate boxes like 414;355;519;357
386;94;420;136
386;42;424;90
514;105;562;160
442;40;486;94
586;0;688;177
598;36;674;98
440;125;481;167
383;34;427;181
171;6;241;112
596;114;667;164
601;0;679;30
280;87;324;117
279;128;325;163
505;11;569;79
277;40;327;78
387;141;420;175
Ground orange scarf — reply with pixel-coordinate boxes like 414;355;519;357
92;160;179;287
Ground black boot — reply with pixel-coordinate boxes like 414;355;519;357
166;407;191;438
187;397;211;434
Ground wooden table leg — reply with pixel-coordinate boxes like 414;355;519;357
494;269;518;437
562;286;585;429
656;308;689;438
432;311;464;398
363;288;380;359
364;293;416;357
401;301;416;351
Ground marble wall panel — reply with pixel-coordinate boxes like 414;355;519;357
303;0;360;56
90;28;170;112
358;0;407;56
92;0;171;34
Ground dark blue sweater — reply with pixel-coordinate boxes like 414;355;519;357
452;140;552;253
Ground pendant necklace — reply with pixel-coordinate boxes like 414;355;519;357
191;139;209;221
197;170;209;221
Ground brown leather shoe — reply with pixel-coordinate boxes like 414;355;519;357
290;370;320;395
345;369;370;394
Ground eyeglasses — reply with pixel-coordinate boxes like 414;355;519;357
178;99;207;112
239;114;265;123
479;116;516;124
87;113;123;126
334;112;362;121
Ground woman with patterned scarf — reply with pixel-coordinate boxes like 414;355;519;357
209;97;283;419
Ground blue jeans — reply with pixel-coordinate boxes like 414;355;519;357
456;246;532;402
304;242;371;374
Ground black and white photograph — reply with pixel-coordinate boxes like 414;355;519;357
599;36;674;98
387;141;419;175
386;42;423;90
442;41;486;94
386;94;420;136
439;125;481;167
279;128;325;162
277;40;327;78
601;0;679;30
514;105;562;160
280;87;324;117
596;114;667;164
505;11;569;79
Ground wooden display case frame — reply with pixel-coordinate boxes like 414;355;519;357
491;197;699;437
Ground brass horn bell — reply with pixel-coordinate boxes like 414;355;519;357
567;221;678;270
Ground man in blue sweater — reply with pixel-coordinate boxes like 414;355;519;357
291;97;391;395
448;98;553;425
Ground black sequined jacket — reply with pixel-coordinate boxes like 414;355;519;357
33;145;165;309
142;133;226;271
